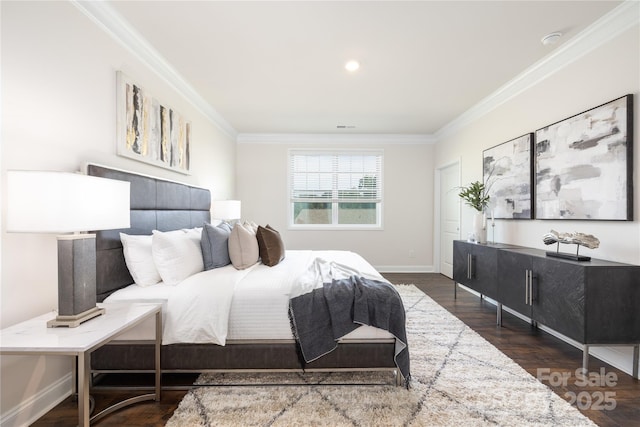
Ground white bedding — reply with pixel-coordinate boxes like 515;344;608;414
105;250;393;343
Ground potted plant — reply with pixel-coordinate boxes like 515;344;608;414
458;181;490;243
458;181;490;212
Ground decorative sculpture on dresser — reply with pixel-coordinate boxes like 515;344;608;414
542;230;600;261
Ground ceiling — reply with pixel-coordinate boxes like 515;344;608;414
106;1;622;136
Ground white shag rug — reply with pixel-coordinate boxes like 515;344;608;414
166;285;596;426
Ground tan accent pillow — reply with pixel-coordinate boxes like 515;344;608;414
228;222;259;270
256;225;285;267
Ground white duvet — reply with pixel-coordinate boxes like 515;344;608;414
161;264;254;344
106;250;389;345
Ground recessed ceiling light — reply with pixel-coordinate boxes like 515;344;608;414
541;32;562;46
345;60;360;72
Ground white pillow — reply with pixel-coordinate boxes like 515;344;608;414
152;228;204;285
120;233;162;287
228;222;259;270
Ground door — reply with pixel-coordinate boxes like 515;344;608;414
439;162;460;278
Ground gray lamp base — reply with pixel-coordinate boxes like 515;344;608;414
52;234;102;328
47;306;105;328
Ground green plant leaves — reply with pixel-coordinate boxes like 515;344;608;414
458;181;490;212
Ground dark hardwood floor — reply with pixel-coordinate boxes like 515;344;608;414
32;273;639;426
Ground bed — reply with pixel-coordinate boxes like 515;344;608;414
87;164;408;386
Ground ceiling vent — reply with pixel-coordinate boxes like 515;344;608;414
541;32;562;46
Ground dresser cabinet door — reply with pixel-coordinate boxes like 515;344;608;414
497;250;532;316
585;267;640;343
453;241;498;299
532;257;585;342
452;241;469;285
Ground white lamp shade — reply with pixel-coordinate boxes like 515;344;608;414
211;200;241;220
7;170;131;233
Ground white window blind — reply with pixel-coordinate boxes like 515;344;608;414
289;150;383;227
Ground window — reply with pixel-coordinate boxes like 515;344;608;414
289;150;383;228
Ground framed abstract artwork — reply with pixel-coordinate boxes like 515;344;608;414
483;133;533;219
116;71;191;174
534;94;633;220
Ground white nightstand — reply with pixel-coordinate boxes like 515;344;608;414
0;302;162;426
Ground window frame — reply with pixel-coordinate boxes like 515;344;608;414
288;148;384;230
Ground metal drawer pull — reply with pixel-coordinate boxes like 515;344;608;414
525;270;529;304
529;270;534;305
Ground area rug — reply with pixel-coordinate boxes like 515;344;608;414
166;285;596;426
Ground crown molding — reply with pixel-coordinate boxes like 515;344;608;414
71;0;238;140
435;0;639;141
236;133;436;145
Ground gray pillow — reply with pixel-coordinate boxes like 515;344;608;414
200;222;232;270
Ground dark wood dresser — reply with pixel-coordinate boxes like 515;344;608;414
453;240;640;378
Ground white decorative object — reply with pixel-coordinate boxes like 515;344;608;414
490;210;496;244
542;229;600;261
472;212;487;244
542;230;600;249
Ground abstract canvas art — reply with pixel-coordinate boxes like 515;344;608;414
535;94;633;220
116;71;191;174
483;133;533;219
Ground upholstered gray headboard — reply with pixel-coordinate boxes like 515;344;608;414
87;164;211;302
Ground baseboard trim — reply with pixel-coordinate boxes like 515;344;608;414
376;265;434;273
456;284;639;378
0;373;72;427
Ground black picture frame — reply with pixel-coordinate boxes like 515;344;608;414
483;133;534;219
534;94;633;220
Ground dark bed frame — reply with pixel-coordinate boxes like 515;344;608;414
87;164;399;384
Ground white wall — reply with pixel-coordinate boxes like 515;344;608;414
0;2;236;425
237;139;434;271
434;24;640;373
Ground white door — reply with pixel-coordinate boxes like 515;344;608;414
439;162;460;278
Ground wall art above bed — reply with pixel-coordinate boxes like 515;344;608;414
534;94;633;220
483;133;533;219
116;71;191;174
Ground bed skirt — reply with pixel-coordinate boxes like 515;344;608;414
91;340;397;373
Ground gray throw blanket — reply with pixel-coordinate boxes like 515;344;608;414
289;276;410;386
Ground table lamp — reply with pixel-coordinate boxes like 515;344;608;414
211;200;241;223
6;170;130;327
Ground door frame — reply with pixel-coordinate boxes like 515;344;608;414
434;158;461;275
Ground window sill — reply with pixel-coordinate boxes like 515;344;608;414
288;225;383;231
